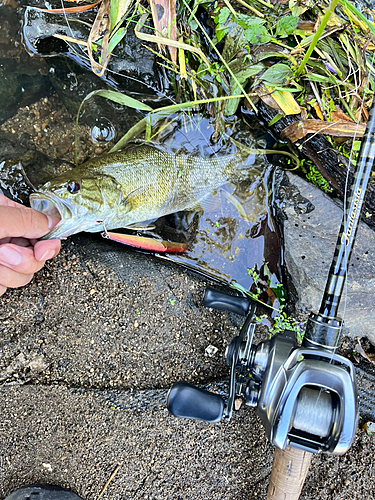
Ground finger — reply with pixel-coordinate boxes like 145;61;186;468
0;244;46;275
0;206;60;240
0;237;35;247
0;265;34;290
4;237;32;248
0;284;6;296
34;239;61;261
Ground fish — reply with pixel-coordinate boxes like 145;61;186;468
29;142;256;241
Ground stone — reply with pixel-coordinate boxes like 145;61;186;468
283;173;375;343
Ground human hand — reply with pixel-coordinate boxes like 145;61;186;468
0;193;61;296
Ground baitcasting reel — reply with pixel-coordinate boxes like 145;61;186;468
167;288;358;455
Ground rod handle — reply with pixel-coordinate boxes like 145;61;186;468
267;446;313;500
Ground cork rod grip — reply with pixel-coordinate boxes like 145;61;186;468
267;446;313;500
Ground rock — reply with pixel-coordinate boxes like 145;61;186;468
363;421;375;436
0;352;50;382
282;173;375;343
0;6;51;124
205;345;219;357
22;4;161;96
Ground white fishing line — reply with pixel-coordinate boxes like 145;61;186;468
309;50;373;439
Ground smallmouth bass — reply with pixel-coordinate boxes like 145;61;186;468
30;143;257;240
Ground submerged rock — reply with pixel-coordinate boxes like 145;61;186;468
0;5;51;124
22;3;161;96
282;173;375;343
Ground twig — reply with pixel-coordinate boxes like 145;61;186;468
233;0;264;17
96;463;121;500
309;81;327;120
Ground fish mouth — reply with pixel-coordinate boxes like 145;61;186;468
30;192;75;239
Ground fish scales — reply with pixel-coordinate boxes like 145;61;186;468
29;143;252;240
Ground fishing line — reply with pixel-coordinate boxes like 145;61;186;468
333;48;375;354
309;48;374;426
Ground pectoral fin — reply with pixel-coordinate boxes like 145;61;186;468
120;184;153;212
197;193;222;213
220;189;249;220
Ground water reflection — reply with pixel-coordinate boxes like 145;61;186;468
91;117;116;143
155;166;281;291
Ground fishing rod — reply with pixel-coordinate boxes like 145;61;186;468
166;102;375;498
267;100;375;500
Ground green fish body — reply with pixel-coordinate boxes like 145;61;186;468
30;143;254;239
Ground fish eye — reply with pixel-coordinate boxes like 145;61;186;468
67;181;80;194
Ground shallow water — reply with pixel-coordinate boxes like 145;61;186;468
132;116;282;291
0;1;282;296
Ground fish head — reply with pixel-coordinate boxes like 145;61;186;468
30;171;124;239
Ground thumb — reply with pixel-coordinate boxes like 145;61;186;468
0;205;60;240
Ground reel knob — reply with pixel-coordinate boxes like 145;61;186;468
167;381;225;423
202;288;250;316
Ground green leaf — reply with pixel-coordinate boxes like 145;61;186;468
289;0;314;17
109;0;119;31
108;26;127;54
109;95;247;152
260;63;291;85
268;113;283;126
253;50;290;63
110;0;134;31
214;7;231;26
304;73;336;84
244;25;272;44
276;15;299;38
270;284;287;302
189;18;198;30
235;14;265;29
82;89;153;112
222;25;248;62
214;7;232;43
225;62;264;116
228;58;263;77
216;26;228;43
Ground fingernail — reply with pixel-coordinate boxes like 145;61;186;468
0;246;22;266
40;249;55;261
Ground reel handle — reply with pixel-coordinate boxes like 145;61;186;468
202;287;250;316
167;381;225;423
